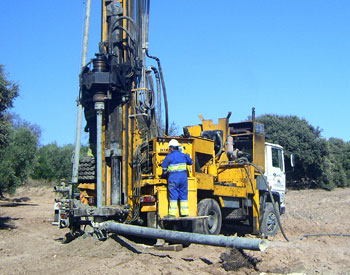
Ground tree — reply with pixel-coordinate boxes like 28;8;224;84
168;121;180;136
32;143;88;182
0;123;39;195
328;138;350;188
32;143;73;181
0;67;39;195
258;114;333;189
0;65;19;149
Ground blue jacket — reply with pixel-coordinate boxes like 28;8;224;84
161;150;193;182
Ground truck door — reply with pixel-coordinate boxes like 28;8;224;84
265;144;286;200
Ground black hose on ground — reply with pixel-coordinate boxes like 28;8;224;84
239;158;350;242
146;49;169;135
299;233;350;240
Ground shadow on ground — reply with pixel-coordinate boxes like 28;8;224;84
0;202;38;207
0;216;21;230
0;197;37;208
0;197;33;229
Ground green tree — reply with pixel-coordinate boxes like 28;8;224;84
328;138;350;187
32;143;89;181
258;114;333;189
344;142;350;185
0;65;19;149
0;66;39;195
0;123;39;195
32;143;73;181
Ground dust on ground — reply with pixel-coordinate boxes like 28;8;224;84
1;186;350;275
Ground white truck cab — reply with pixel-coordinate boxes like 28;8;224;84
257;142;293;236
264;142;287;214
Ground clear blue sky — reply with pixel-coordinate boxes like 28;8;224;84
1;1;349;145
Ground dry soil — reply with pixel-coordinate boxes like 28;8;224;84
1;186;350;274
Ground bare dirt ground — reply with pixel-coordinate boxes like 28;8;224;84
1;186;350;275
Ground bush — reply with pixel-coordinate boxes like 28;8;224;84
0;125;39;195
258;114;338;189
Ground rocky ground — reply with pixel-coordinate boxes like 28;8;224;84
1;186;350;274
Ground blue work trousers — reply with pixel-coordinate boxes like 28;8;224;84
168;171;188;201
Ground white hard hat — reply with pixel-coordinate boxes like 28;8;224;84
168;139;179;147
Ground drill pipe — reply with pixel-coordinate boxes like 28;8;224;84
72;0;91;184
97;221;269;251
95;101;105;208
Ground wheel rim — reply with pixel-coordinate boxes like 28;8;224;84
266;212;277;232
207;210;218;233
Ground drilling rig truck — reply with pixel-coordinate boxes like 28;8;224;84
55;0;293;244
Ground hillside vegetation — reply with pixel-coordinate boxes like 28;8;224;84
1;65;349;195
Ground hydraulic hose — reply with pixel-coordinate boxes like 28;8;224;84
238;157;290;242
240;158;350;243
109;16;137;36
299;233;350;240
108;16;137;56
150;66;162;136
146;49;169;135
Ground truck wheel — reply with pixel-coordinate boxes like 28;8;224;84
260;202;279;236
193;198;222;235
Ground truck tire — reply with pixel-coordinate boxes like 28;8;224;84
260;202;279;236
193;198;222;235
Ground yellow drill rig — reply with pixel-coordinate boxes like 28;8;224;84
55;0;291;250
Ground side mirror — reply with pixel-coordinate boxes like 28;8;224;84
290;154;295;168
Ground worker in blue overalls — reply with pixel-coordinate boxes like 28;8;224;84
161;139;193;217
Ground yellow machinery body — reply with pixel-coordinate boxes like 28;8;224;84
135;115;265;234
69;0;272;237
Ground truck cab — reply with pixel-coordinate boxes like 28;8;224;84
256;142;292;236
264;142;286;214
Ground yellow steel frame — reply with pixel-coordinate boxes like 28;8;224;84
84;1;263;234
182;116;262;232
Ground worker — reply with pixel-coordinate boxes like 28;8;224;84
161;139;193;217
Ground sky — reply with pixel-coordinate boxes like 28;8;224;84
0;0;349;145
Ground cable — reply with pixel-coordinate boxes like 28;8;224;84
108;16;138;58
238;157;350;244
150;66;162;136
113;25;136;44
146;50;169;135
126;145;142;224
237;157;290;242
300;233;350;240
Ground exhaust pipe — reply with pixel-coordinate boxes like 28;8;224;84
96;221;269;251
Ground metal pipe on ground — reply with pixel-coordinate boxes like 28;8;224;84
97;221;269;251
